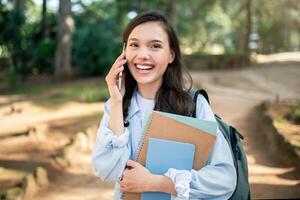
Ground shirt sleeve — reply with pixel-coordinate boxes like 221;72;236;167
165;95;237;200
92;99;130;182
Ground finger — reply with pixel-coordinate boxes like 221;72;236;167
112;65;124;77
120;185;128;192
113;67;125;83
122;169;129;179
119;183;126;191
126;160;138;168
119;180;125;187
111;59;126;70
120;180;129;191
106;66;124;84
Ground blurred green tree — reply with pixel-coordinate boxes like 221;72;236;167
71;0;124;76
255;0;300;53
0;0;299;83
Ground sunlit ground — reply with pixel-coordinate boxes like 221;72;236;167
248;156;299;186
255;52;300;63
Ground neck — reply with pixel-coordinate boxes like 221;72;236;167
137;80;162;100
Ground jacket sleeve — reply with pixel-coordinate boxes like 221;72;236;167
92;99;130;182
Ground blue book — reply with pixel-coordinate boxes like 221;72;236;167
141;138;195;200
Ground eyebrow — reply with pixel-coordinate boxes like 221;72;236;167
128;38;164;44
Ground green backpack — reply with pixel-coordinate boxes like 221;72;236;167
192;89;251;200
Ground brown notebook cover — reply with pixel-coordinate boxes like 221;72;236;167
123;111;216;200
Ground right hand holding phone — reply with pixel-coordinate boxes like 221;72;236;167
105;52;126;103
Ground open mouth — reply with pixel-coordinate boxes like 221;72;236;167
135;64;154;71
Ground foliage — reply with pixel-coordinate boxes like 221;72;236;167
0;0;299;81
291;108;300;124
64;85;109;102
288;102;300;125
72;20;121;76
274;101;300;125
254;0;300;53
0;4;10;47
4;66;22;88
0;1;56;77
31;39;56;74
30;12;57;75
70;0;123;76
184;54;249;70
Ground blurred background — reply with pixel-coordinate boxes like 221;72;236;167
0;0;299;199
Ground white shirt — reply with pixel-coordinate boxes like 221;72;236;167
135;90;155;126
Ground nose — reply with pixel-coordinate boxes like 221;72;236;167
136;47;150;60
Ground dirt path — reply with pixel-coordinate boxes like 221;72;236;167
191;62;300;199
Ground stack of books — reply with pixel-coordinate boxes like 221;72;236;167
123;111;217;200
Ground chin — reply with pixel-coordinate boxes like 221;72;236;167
135;78;154;85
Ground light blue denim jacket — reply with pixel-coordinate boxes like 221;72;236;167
92;90;237;200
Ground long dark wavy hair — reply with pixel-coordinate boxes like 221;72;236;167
122;10;195;120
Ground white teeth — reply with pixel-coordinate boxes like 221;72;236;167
136;65;153;70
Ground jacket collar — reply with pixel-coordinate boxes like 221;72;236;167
126;89;140;120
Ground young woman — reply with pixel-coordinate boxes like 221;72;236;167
92;10;236;200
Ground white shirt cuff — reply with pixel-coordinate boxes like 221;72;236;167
99;127;129;149
165;168;192;200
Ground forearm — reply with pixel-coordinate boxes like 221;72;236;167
147;174;177;195
108;100;124;136
92;100;130;182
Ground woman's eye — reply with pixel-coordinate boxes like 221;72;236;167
129;43;138;47
151;44;162;49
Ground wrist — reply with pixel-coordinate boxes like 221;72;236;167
147;174;176;195
108;99;124;136
146;174;160;192
111;99;123;105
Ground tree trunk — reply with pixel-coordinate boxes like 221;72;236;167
13;0;25;12
165;0;176;29
41;0;48;39
55;0;74;79
11;0;25;70
240;0;252;55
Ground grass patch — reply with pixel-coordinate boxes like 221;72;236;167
3;82;58;95
289;105;300;124
41;95;69;106
266;100;300;148
64;84;109;102
2;78;110;106
267;100;300;125
36;84;109;107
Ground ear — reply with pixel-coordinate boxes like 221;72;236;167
169;50;175;63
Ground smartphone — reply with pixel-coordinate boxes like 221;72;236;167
118;43;126;90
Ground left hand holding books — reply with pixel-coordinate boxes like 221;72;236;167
120;160;153;193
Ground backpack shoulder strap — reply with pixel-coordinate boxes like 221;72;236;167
192;89;210;117
194;89;210;104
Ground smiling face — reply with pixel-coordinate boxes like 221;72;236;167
125;21;174;90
